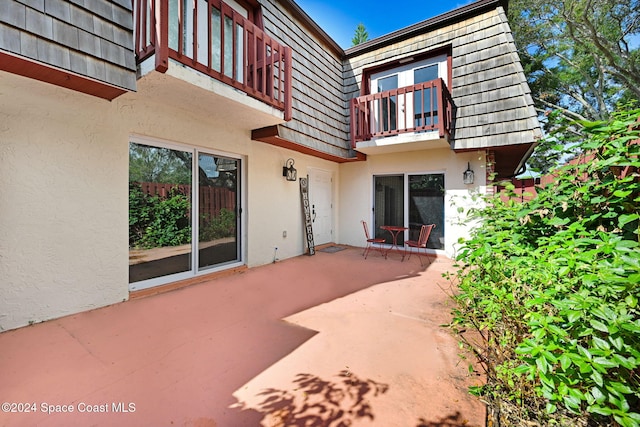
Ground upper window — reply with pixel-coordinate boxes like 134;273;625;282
369;54;448;95
366;55;449;132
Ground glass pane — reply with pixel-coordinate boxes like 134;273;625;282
183;0;193;57
236;23;244;82
415;87;434;127
168;0;178;50
211;7;221;72
129;143;193;283
377;75;398;132
224;15;234;78
197;0;208;66
414;65;439;127
373;175;404;245
414;64;438;84
377;74;398;92
408;174;444;249
198;154;239;270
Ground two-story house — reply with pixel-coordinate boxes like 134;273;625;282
0;0;541;331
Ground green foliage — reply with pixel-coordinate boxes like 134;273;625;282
509;0;640;118
449;108;640;425
129;183;191;249
199;208;236;241
129;143;192;184
129;183;153;247
508;0;640;173
351;23;369;46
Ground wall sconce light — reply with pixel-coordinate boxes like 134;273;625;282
283;158;297;181
463;162;474;184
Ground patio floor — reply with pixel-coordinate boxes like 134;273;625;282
0;246;485;427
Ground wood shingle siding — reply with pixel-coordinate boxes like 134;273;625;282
450;8;540;150
344;3;541;152
0;0;136;92
260;0;354;159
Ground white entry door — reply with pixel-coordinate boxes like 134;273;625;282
309;168;333;245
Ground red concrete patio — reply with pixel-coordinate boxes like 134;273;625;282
0;246;485;427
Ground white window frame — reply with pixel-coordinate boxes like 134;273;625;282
128;134;246;292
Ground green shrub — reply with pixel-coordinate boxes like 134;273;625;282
129;184;191;249
129;183;153;247
450;108;640;426
199;208;236;241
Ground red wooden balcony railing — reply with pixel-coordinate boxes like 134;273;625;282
350;78;454;148
134;0;292;120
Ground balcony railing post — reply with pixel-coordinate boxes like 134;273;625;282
437;79;445;138
284;46;293;121
350;98;357;148
351;78;454;144
135;0;291;116
154;0;169;72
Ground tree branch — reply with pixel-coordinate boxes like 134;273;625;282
535;97;588;121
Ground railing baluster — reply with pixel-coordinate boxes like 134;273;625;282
242;22;248;88
284;46;292;120
231;9;236;80
261;37;268;101
155;0;168;72
133;0;291;115
350;78;453;145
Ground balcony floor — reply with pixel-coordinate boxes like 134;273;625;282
0;247;485;426
355;131;450;155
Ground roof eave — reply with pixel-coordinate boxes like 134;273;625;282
344;0;508;58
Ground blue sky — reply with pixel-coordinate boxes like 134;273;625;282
294;0;475;48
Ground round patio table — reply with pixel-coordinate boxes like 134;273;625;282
380;225;408;260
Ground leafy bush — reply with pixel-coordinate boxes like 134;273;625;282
199;208;236;241
129;184;191;249
129;183;153;247
449;108;640;426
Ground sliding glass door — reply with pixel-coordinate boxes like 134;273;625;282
373;173;444;250
373;175;404;244
129;141;241;290
408;174;444;249
129;143;193;284
197;153;240;271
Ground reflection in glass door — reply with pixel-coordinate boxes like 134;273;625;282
374;74;398;132
129;143;193;284
408;174;444;249
129;142;242;290
197;154;239;271
373;175;404;245
373;173;445;250
413;64;439;128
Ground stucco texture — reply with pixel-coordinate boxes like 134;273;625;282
0;71;129;331
0;70;339;331
338;148;486;258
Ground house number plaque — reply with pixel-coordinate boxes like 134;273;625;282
299;176;315;255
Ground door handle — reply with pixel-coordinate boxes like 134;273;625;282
312;205;316;222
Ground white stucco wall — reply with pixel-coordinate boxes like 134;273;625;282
0;68;483;332
338;148;487;258
0;71;337;331
0;73;129;331
246;143;339;264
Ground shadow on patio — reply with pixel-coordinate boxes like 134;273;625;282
0;247;484;426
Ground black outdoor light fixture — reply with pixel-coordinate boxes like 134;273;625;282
463;162;474;185
283;158;297;181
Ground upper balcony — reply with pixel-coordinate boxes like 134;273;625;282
133;0;292;126
350;78;455;154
